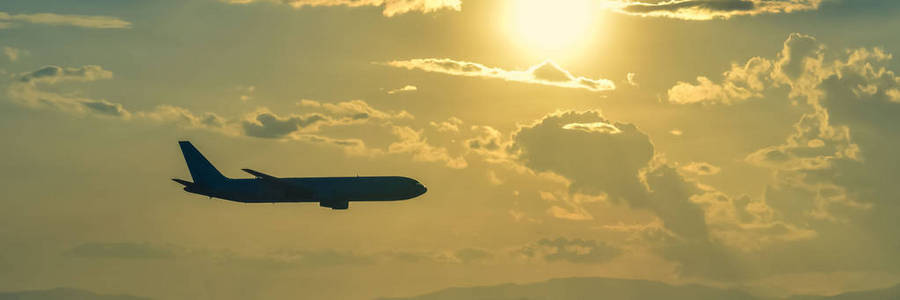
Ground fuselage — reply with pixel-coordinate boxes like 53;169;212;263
184;176;427;203
174;141;426;209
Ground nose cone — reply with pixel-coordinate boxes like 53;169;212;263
415;183;427;197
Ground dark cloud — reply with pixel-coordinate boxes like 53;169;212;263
510;111;710;240
7;65;132;118
505;111;763;278
669;33;900;278
774;33;824;82
242;100;413;140
510;111;653;199
614;0;821;20
753;45;900;272
242;111;329;138
17;65;113;83
622;0;755;13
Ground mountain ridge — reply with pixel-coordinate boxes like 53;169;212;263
378;277;900;300
0;287;150;300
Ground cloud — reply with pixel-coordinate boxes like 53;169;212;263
501;110;802;278
510;111;653;200
679;162;721;176
7;65;131;118
464;111;713;241
670;33;900;276
668;57;773;104
4;66;385;156
429;117;462;132
80;99;130;117
221;0;461;17
388;125;468;168
464;125;514;164
610;0;821;21
239;109;381;155
540;191;605;221
387;85;418;94
242;99;412;139
519;237;621;264
5;66;476;167
2;46;27;62
746;109;857;171
383;59;616;92
667;33;827;104
137;105;230;132
65;242;177;259
0;11;132;29
242;110;330;138
17;65;113;84
627;72;639;86
750;44;900;226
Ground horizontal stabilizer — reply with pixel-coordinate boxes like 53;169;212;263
172;178;193;186
242;168;315;198
242;168;277;180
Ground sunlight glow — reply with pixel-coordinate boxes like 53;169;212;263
508;0;598;55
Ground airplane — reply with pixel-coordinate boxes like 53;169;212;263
172;141;427;209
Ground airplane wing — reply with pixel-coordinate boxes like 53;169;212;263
242;168;315;198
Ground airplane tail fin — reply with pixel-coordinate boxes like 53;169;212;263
178;141;228;184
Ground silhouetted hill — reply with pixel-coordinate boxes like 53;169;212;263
379;277;759;300
0;287;149;300
790;284;900;300
381;277;900;300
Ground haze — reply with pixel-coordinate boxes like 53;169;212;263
1;0;900;299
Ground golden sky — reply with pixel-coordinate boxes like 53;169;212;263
2;0;900;299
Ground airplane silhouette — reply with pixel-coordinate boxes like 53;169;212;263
172;141;426;209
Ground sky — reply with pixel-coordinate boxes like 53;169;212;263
2;0;900;299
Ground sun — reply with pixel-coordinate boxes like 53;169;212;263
507;0;598;56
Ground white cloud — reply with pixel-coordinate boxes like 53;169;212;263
387;85;418;94
221;0;461;17
388;125;467;169
627;72;639;86
668;57;773;104
429;117;462;132
0;11;131;29
383;59;616;92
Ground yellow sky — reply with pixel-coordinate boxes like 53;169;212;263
2;0;900;299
